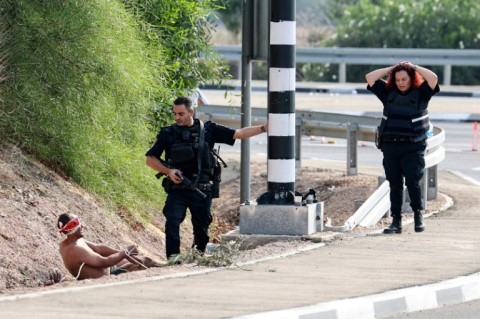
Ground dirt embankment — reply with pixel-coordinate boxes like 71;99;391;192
0;144;166;292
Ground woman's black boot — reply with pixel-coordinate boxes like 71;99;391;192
384;215;402;234
414;210;425;232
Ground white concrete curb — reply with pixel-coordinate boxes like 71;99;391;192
231;272;480;319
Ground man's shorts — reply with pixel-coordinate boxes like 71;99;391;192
110;265;127;275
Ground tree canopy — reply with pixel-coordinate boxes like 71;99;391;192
333;0;480;50
301;0;480;84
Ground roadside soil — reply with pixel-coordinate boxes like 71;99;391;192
211;162;381;239
0;143;447;295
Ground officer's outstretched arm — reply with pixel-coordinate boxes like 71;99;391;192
233;122;268;139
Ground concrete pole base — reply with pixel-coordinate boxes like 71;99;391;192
239;203;319;236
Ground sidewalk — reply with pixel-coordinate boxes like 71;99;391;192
0;166;479;319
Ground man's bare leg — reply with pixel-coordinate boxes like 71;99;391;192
118;256;166;271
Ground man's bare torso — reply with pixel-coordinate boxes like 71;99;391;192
59;238;109;280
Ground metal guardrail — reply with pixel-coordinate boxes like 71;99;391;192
197;104;446;232
215;45;480;85
197;104;445;168
216;45;480;66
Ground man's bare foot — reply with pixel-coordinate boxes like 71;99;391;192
43;268;63;286
143;257;167;268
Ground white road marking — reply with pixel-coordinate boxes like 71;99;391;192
451;171;480;186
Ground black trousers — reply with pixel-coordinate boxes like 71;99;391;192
163;189;213;258
381;141;427;217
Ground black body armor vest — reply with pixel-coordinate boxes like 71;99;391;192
166;120;214;182
379;89;430;142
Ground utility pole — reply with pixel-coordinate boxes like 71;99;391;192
259;0;297;205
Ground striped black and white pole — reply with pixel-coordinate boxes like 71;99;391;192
266;0;296;204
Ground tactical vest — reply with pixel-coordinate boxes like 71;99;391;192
378;89;430;142
165;119;214;182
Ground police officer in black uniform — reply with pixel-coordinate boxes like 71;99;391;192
365;61;439;234
146;96;268;258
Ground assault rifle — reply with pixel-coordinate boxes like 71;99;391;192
155;162;207;198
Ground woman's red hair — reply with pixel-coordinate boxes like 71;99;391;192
386;62;423;90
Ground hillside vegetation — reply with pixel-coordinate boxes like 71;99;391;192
0;0;227;290
0;0;226;222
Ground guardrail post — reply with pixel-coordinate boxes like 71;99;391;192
421;168;428;210
402;179;428;212
427;165;438;200
339;63;346;83
347;123;358;176
443;65;452;86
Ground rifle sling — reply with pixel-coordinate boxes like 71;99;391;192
195;120;205;185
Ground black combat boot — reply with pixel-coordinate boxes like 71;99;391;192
414;210;425;232
383;215;402;234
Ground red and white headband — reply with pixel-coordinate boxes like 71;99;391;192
58;215;81;235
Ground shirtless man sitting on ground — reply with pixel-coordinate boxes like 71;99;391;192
57;213;162;280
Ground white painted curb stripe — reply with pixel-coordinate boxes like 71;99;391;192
231;273;480;319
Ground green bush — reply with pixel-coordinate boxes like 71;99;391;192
324;0;480;84
121;0;230;97
0;0;170;218
297;0;480;85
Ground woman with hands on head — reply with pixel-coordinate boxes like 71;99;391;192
365;61;439;235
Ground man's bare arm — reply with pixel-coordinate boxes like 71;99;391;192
70;244;136;269
85;241;120;257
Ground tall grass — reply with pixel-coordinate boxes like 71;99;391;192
0;14;6;100
0;0;171;219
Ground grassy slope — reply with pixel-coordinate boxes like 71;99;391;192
0;0;168;221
